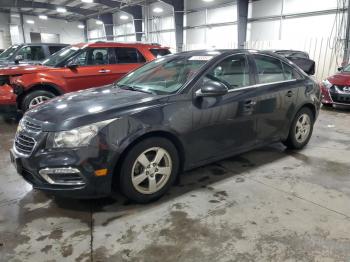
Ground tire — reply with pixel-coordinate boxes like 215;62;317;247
283;107;314;150
21;90;56;111
119;137;179;203
322;103;333;108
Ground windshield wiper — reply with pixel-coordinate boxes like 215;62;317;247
117;84;155;94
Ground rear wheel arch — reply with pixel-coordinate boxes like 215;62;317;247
111;131;186;191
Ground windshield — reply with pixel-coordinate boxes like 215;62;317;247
0;45;19;60
117;55;213;95
42;46;80;67
342;64;350;72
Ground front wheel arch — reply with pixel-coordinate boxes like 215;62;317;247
111;131;185;192
17;84;63;110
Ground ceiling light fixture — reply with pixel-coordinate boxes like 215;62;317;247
153;7;163;13
26;20;35;24
39;15;48;20
78;24;85;29
202;0;214;2
56;7;67;13
81;0;93;3
96;20;103;25
120;15;128;20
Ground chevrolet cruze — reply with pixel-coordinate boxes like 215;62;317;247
10;50;321;203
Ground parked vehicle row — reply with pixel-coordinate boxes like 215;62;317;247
9;49;321;203
0;42;170;113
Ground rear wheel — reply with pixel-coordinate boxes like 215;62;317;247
283;107;314;149
119;137;179;203
21;90;56;111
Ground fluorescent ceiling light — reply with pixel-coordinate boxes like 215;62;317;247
96;20;103;25
120;15;129;20
11;13;20;18
203;0;214;2
39;15;48;20
78;24;85;29
26;20;35;24
56;7;67;13
81;0;93;2
153;7;163;13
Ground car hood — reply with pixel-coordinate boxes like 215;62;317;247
0;64;50;76
26;85;163;132
327;72;350;85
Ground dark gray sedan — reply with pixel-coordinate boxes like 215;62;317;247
10;49;321;203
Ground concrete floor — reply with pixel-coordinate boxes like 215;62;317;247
0;107;349;262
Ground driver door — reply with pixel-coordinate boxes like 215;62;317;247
187;54;259;164
62;47;117;92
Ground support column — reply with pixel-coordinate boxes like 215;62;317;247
237;0;248;49
100;13;114;41
124;5;143;42
83;20;88;42
343;0;350;65
163;0;184;52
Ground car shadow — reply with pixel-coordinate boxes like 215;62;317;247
17;142;292;227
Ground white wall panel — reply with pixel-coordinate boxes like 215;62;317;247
249;20;281;41
0;12;11;48
284;0;340;14
185;11;206;27
21;15;84;44
207;5;236;24
249;0;283;18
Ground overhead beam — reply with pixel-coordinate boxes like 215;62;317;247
0;0;95;16
237;0;248;49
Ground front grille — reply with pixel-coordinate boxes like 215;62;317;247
15;133;36;155
23;118;41;132
48;173;85;184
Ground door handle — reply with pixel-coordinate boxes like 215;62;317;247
98;69;111;73
286;90;293;97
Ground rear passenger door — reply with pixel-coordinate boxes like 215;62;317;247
252;54;303;144
109;47;146;81
63;47;117;91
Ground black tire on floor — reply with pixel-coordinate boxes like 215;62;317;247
21;90;56;111
283;107;315;150
119;137;179;203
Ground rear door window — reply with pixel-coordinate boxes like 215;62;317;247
115;47;146;63
254;55;285;84
17;46;45;61
150;48;171;58
282;62;303;80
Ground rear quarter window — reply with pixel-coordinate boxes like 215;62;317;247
150;48;171;58
115;47;146;64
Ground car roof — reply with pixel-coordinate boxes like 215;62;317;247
72;42;169;49
18;43;68;46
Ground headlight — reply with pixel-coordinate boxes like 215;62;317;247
322;79;332;89
50;119;116;148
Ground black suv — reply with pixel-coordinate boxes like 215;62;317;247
10;50;321;203
0;43;68;67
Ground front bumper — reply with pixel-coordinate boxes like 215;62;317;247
321;85;350;107
10;139;117;198
0;84;17;114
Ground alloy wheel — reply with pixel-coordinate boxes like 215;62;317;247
28;96;51;109
295;113;311;143
131;147;172;194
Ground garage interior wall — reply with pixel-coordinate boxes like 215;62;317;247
9;14;85;45
0;12;11;49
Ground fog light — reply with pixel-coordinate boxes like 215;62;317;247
39;167;85;185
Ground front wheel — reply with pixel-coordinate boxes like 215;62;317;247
283;107;314;149
119;137;179;203
21;90;56;111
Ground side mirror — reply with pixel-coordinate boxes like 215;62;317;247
66;59;79;69
196;80;228;97
338;66;343;72
14;55;23;64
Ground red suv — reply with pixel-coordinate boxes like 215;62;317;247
0;42;170;112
